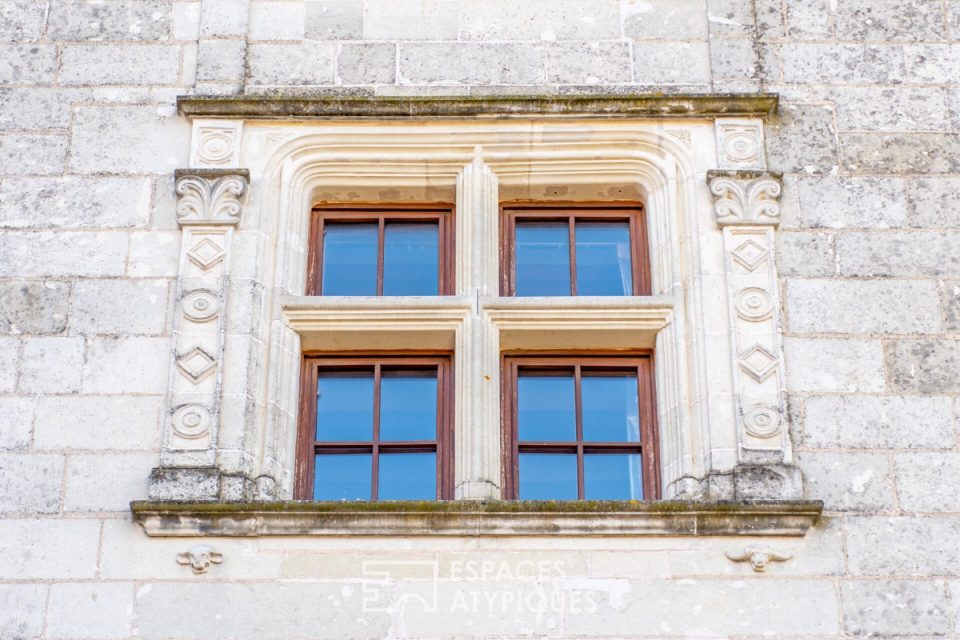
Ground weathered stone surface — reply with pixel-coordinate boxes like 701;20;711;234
842;579;951;636
905;44;960;82
0;519;100;579
0;0;46;40
784;0;832;39
135;583;392;639
943;280;960;330
797;452;895;512
776;232;834;276
0;133;69;175
848;516;960;576
0;88;73;131
783;337;885;392
836;0;947;41
460;0;620;40
779;44;906;84
707;0;755;37
623;0;708;40
787;279;942;334
803;396;955;450
172;0;200;40
82;337;168;394
841;132;960;174
35;395;159;451
128;230;181;277
69;279;169;336
69;106;190;174
46;582;134;639
247;44;336;85
791;176;907;229
249;1;304;40
363;0;458;40
710;38;758;80
633;42;711;84
887;341;960;394
65;452;154;512
0;280;70;335
837;231;960;276
0;44;57;83
0;584;46;639
0;176;151;228
199;0;248;36
896;453;960;513
0;397;32;450
304;0;362;40
196;39;246;83
765;105;838;174
905;176;960;227
47;0;173;41
0;231;128;277
834;87;950;131
337;43;396;85
18;336;84;394
399;43;546;85
0;338;17;393
0;453;63;513
545;42;631;84
60;44;181;85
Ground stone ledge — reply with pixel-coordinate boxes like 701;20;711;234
130;499;822;537
176;93;779;120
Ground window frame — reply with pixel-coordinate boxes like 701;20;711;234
500;352;661;500
499;203;651;297
295;353;455;500
307;203;456;296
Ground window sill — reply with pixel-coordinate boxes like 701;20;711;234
130;499;822;537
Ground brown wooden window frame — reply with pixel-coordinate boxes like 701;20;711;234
295;353;455;500
500;353;661;500
307;203;456;296
499;203;651;297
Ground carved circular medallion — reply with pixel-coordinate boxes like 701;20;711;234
198;129;233;165
735;287;774;321
743;404;781;439
172;404;212;439
182;289;221;322
723;129;760;164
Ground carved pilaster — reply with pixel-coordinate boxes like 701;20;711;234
708;170;799;499
151;169;250;501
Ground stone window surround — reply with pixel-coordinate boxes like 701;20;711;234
143;94;816;536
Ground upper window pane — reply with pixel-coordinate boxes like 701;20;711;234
315;373;374;441
383;223;439;295
321;223;378;295
517;372;576;441
581;373;640;442
515;222;571;296
379;371;437;441
575;222;633;296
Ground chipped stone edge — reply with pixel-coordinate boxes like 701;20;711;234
176;93;780;121
130;499;822;537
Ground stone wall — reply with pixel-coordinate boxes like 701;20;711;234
1;0;959;637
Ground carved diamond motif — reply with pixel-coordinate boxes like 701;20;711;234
731;238;769;272
187;237;225;271
176;346;217;384
738;344;778;382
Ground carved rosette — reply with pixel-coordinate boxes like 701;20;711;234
164;171;249;454
709;170;788;458
189;119;243;168
715;118;766;170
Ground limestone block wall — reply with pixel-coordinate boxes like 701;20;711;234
0;0;958;637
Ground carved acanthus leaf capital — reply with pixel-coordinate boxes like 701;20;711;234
708;171;783;227
174;169;250;227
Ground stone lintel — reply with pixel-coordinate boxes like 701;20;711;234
176;93;780;121
174;168;251;181
130;498;822;537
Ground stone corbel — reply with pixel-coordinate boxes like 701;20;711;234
707;169;801;500
149;169;251;501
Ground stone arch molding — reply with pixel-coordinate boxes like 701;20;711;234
153;117;798;503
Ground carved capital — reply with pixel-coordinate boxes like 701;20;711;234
707;170;783;227
174;169;250;227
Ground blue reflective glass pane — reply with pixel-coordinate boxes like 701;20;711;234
575;222;633;296
378;452;437;500
314;453;372;500
380;371;437;441
519;453;578;500
517;373;576;441
315;373;374;441
322;223;378;295
515;222;571;296
383;223;439;295
582;373;640;442
584;453;643;500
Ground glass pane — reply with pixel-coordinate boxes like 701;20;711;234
383;223;439;295
584;453;643;500
378;452;437;500
322;223;378;295
519;453;578;500
314;453;372;500
515;222;571;296
517;373;576;441
582;373;640;442
380;370;437;441
575;222;633;296
316;373;374;441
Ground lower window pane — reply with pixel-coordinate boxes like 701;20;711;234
316;373;374;441
517;373;576;441
379;371;437;441
519;453;578;500
378;452;437;500
583;453;643;500
581;373;640;442
314;453;372;500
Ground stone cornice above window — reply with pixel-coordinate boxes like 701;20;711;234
131;499;822;537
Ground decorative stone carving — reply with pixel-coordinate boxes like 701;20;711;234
189;119;242;167
742;403;782;439
735;287;774;321
708;173;782;226
175;174;248;225
176;544;223;574
725;546;792;572
182;289;221;322
715;118;766;170
176;345;218;384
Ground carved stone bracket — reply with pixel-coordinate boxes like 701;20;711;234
726;546;792;572
708;170;798;499
151;170;249;501
176;544;223;574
